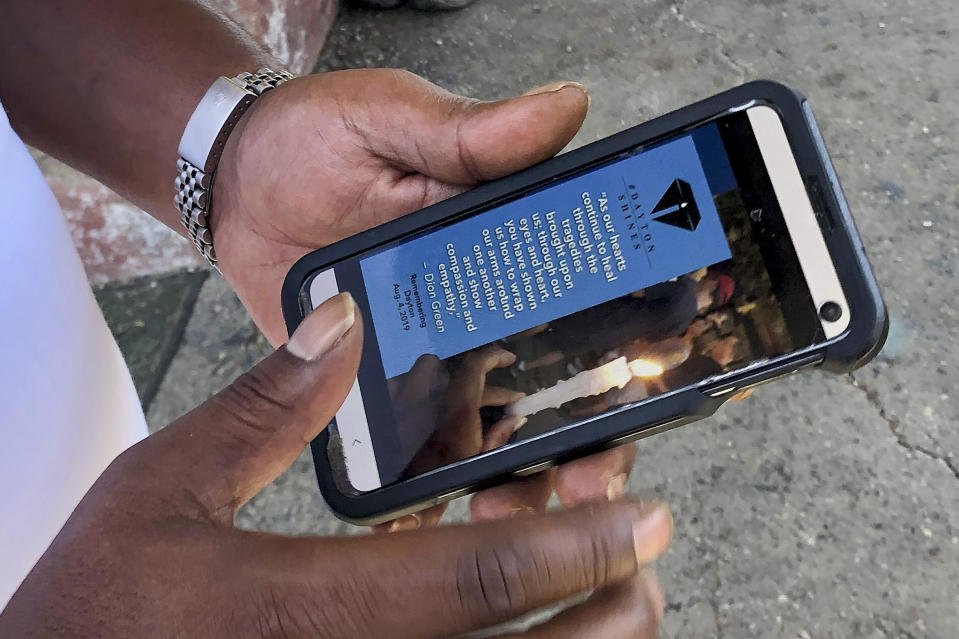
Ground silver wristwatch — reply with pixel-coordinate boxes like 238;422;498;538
174;68;294;267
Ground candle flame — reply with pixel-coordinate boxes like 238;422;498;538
628;358;665;378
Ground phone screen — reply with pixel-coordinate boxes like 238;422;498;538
306;106;847;492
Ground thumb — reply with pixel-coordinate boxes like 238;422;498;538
368;72;590;185
146;292;362;520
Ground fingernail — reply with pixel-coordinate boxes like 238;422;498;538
511;416;528;432
387;513;421;533
508;506;537;518
606;473;628;501
523;81;590;104
286;292;356;361
633;502;673;565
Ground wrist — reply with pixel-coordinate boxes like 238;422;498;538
174;68;294;268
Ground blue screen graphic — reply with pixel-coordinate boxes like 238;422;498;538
361;133;733;378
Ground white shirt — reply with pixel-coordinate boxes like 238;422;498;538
0;103;147;607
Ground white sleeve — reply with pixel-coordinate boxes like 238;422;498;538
0;104;147;609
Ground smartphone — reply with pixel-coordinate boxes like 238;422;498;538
282;81;887;525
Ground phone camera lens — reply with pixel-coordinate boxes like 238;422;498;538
819;301;843;322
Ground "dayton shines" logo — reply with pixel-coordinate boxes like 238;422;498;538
651;179;701;231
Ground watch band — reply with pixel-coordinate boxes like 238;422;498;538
174;68;294;267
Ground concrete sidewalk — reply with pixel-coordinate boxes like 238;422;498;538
96;1;958;637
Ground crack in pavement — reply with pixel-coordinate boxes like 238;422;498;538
846;374;959;480
667;0;956;482
669;0;749;81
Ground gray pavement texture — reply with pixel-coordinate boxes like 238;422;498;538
99;0;958;636
94;269;207;409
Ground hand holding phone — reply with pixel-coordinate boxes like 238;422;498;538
210;70;593;346
0;298;673;639
204;69;639;528
283;81;887;524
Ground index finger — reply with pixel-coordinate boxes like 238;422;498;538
257;499;672;639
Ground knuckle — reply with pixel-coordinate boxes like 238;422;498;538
213;365;296;432
581;527;618;587
91;440;160;503
558;509;633;587
454;543;538;622
101;439;146;480
453;114;486;183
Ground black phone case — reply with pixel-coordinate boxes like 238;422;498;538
281;80;888;525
